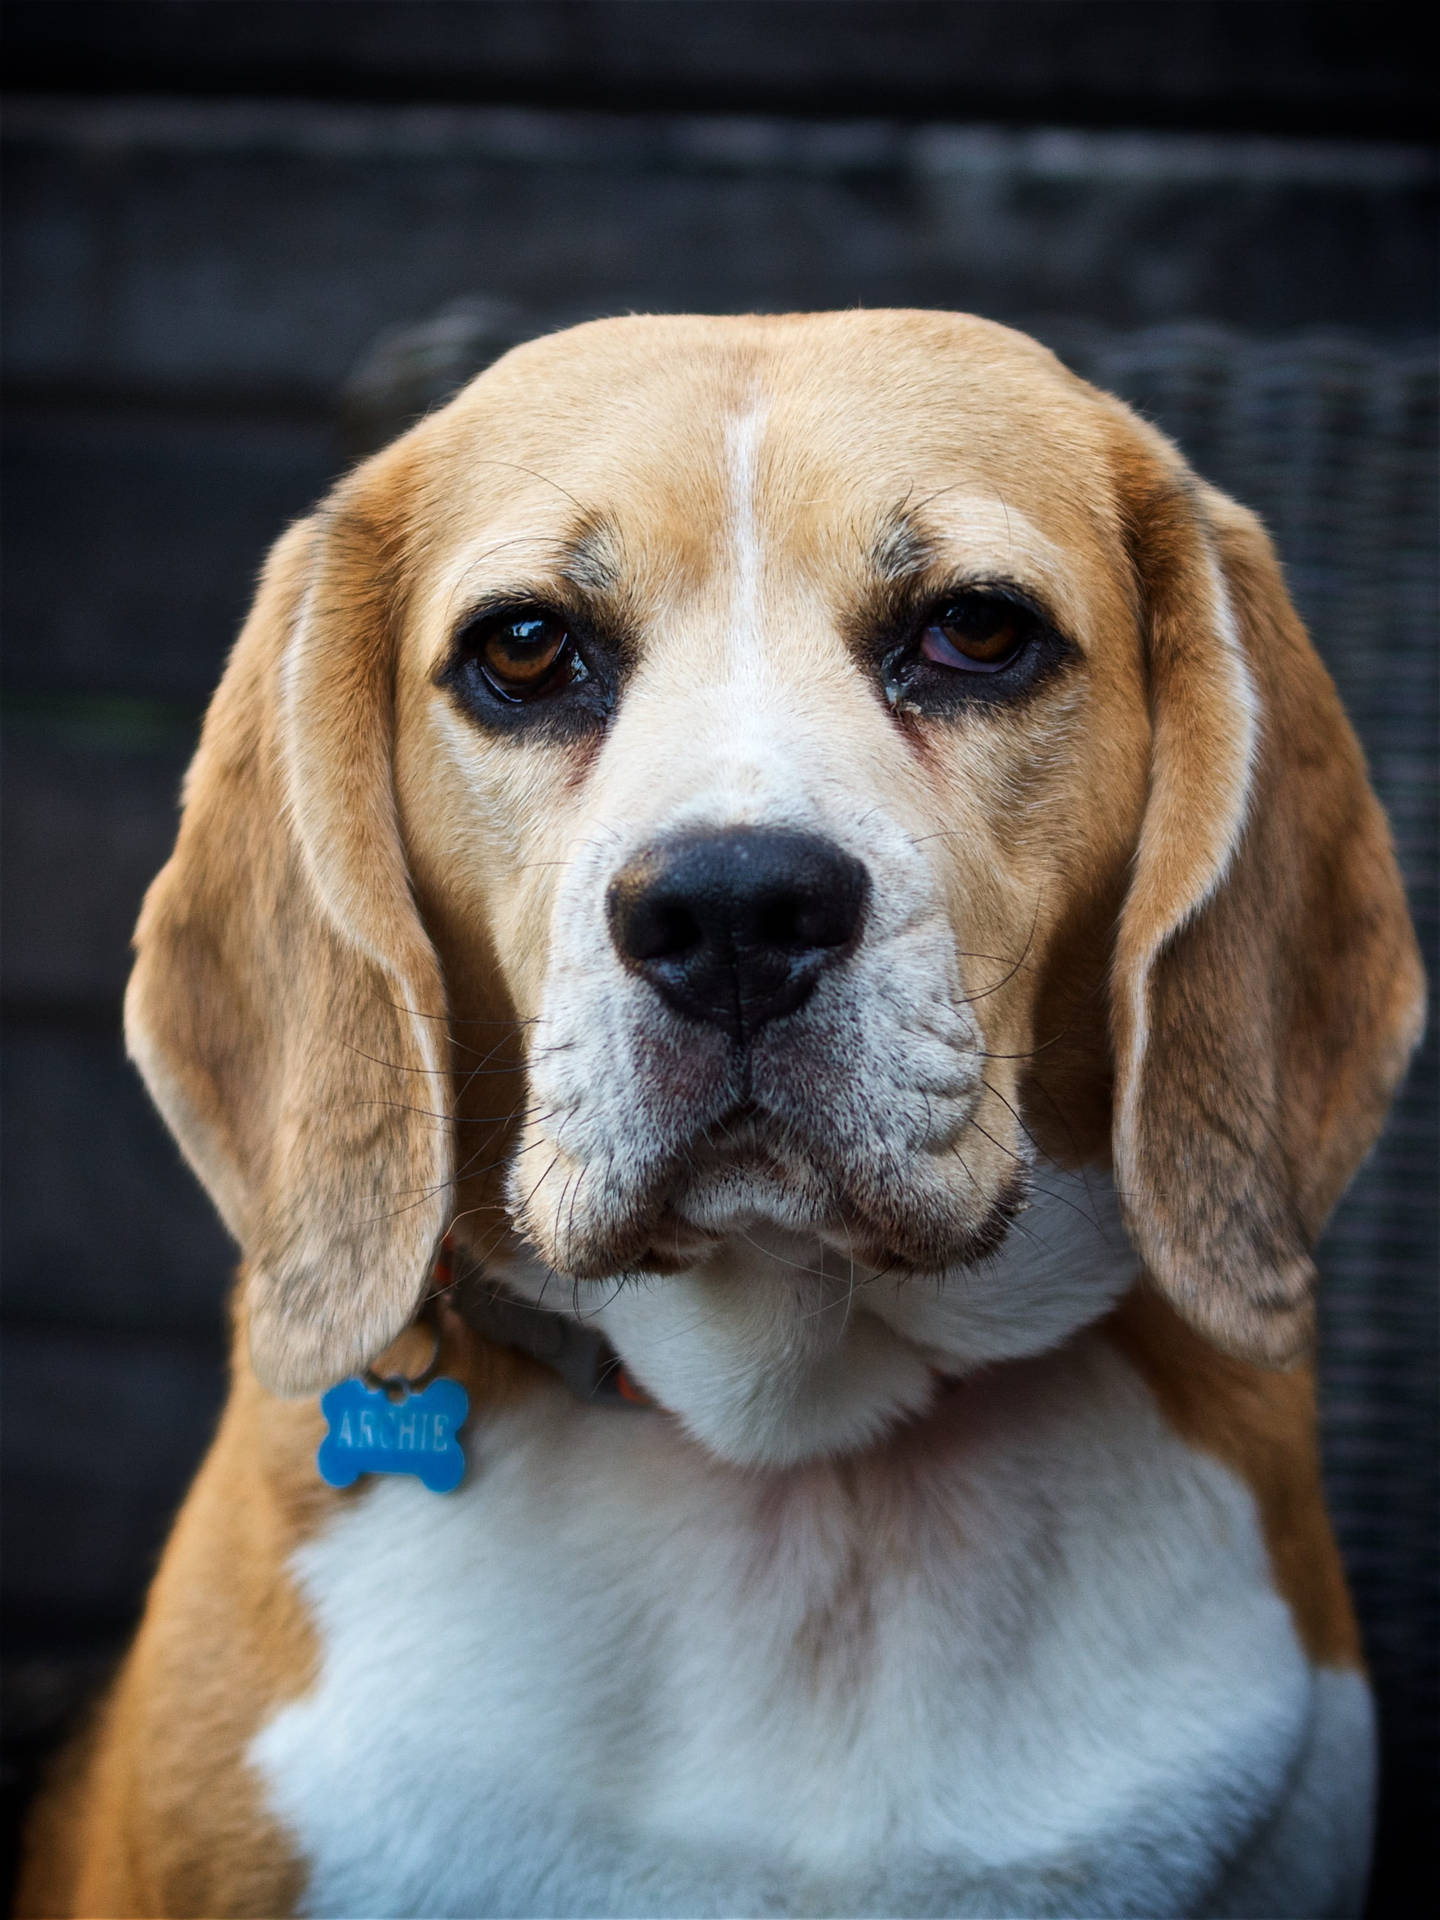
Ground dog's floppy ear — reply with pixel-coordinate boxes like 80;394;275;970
1109;424;1424;1367
125;466;452;1396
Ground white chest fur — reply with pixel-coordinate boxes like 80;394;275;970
251;1333;1372;1919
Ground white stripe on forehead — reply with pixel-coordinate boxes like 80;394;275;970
726;400;769;666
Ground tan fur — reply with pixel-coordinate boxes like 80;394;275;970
18;1311;323;1919
23;311;1421;1915
123;491;455;1397
1107;1290;1362;1667
1106;423;1426;1366
16;1310;536;1920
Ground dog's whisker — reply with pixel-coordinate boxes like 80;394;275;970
957;892;1043;1004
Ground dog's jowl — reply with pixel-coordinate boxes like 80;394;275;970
21;313;1424;1920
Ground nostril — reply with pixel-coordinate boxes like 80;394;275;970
779;882;865;954
754;897;801;951
624;894;705;963
753;888;851;955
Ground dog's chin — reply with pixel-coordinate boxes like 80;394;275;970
649;1158;836;1249
520;1142;1031;1295
643;1165;1027;1277
508;1072;1031;1282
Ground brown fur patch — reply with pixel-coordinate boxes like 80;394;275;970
1108;1287;1362;1668
16;1310;541;1918
1106;424;1424;1366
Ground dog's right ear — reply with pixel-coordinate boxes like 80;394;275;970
1106;423;1424;1368
125;469;453;1396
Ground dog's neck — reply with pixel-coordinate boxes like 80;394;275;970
464;1168;1137;1471
447;1266;657;1410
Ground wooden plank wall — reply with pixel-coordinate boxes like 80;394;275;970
2;3;1435;1907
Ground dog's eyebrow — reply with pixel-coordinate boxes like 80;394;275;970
868;507;937;584
555;515;625;595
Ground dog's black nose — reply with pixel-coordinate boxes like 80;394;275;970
607;828;870;1043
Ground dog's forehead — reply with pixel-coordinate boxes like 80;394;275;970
416;312;1122;622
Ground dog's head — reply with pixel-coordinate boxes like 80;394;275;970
127;313;1423;1466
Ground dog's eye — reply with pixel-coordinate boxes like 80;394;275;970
475;613;580;700
919;596;1026;673
878;585;1069;717
443;602;616;739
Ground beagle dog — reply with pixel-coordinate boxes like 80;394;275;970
21;311;1423;1920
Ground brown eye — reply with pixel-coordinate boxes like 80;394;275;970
920;597;1025;673
478;614;576;698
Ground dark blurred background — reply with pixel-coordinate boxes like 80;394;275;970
2;2;1435;1911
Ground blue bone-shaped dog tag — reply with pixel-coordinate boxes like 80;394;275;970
317;1376;469;1493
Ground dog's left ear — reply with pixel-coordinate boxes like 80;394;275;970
1109;422;1425;1367
125;452;454;1396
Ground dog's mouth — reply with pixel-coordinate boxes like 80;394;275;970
681;1100;799;1192
585;1101;818;1273
586;1098;1030;1282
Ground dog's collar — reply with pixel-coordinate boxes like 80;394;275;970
435;1239;657;1411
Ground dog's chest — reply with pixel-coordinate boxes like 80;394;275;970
251;1337;1345;1919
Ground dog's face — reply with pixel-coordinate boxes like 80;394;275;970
403;319;1142;1281
126;313;1423;1465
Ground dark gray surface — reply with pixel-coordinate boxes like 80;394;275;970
4;100;1434;413
0;1324;226;1629
1;725;197;1003
0;1019;235;1337
2;403;336;700
5;1;1432;138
